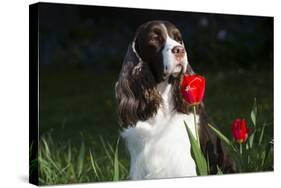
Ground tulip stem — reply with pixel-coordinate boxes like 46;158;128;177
239;143;243;155
193;105;200;149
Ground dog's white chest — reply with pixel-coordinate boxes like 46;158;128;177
122;112;198;180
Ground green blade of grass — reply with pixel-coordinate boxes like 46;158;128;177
113;138;120;181
100;137;114;165
61;163;71;174
41;141;63;175
216;166;223;175
41;138;51;157
67;145;72;163
261;142;273;168
89;151;101;181
77;142;85;178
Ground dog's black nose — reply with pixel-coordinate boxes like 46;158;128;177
171;46;185;59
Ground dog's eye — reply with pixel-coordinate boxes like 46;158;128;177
175;37;182;43
149;34;162;43
172;31;183;43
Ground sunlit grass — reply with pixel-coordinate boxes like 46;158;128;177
37;134;128;185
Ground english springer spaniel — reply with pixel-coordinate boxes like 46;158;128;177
115;20;234;180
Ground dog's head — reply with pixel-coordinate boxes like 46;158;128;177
116;20;194;127
133;20;192;82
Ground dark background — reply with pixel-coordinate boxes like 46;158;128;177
38;3;273;150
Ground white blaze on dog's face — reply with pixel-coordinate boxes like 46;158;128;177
133;21;189;82
161;24;188;78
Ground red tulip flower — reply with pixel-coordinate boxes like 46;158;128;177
231;118;249;143
180;75;205;105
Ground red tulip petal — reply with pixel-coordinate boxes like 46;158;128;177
180;74;205;105
231;118;249;143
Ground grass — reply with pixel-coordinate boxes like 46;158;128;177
35;66;273;185
38;134;128;185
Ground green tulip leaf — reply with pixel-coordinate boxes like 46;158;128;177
207;124;232;146
258;125;265;144
248;131;255;149
184;121;208;176
251;98;257;127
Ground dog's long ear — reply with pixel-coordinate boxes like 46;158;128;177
186;63;195;75
115;40;162;127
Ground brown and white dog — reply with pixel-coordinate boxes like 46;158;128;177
115;20;234;180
